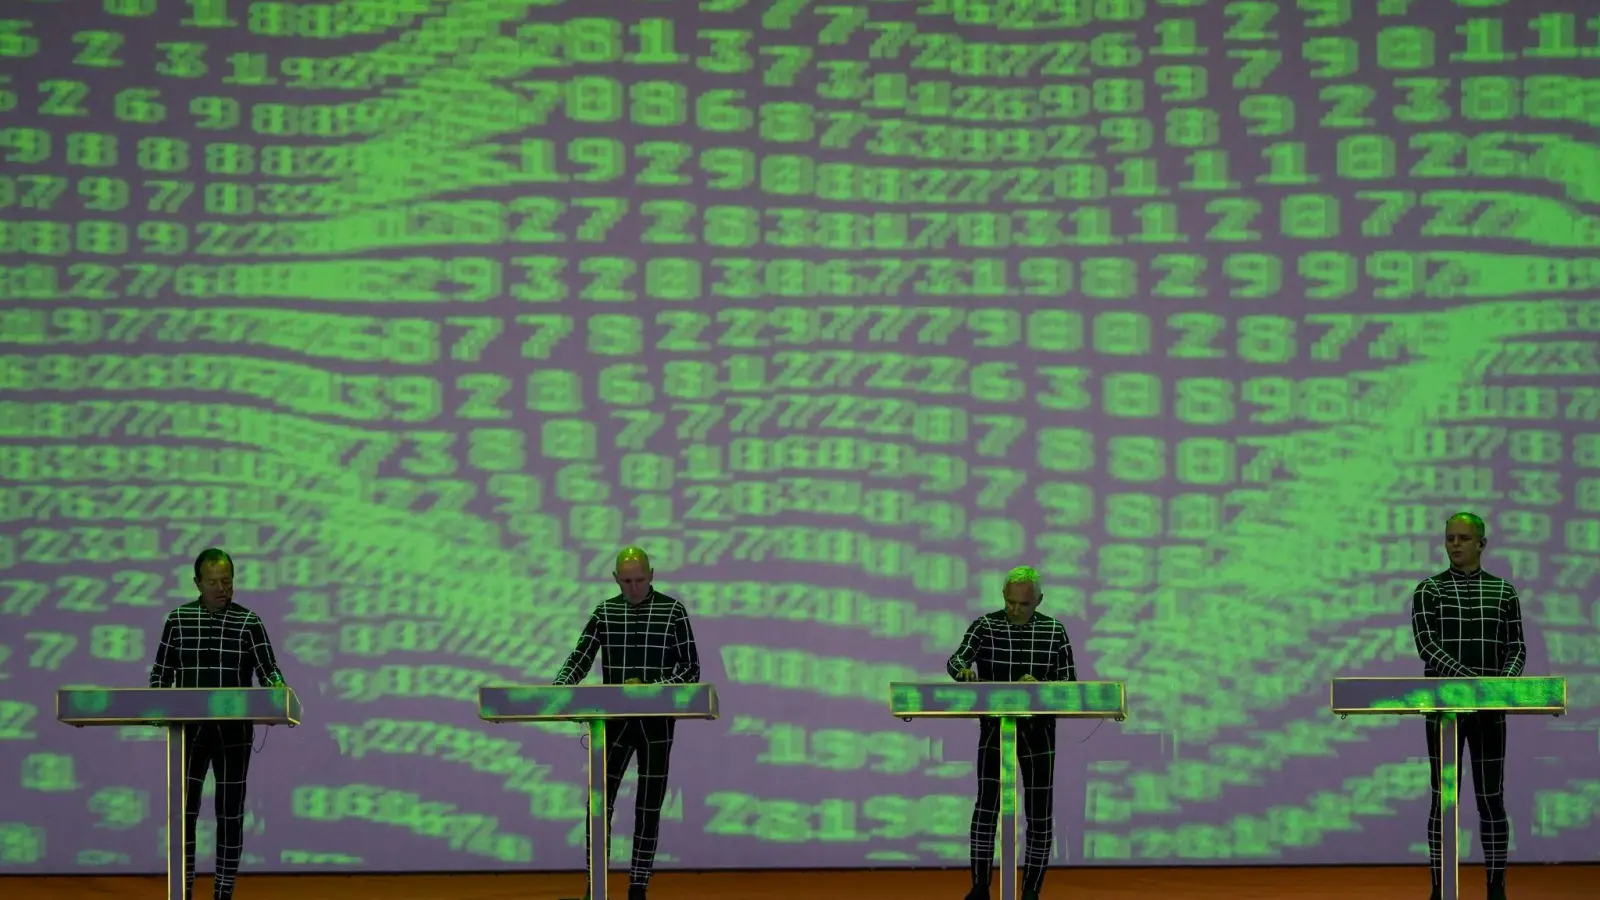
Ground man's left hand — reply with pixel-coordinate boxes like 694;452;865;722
624;678;644;685
1019;674;1037;682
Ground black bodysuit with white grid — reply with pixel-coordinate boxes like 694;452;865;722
947;610;1077;896
555;591;700;888
1410;567;1526;888
149;600;285;900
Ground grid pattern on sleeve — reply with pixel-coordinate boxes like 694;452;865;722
946;611;1077;683
149;600;285;689
1410;568;1527;678
553;591;701;685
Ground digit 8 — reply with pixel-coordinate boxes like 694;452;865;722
629;81;685;126
922;794;969;837
382;318;438;364
1508;429;1561;464
1236;316;1296;363
248;1;290;35
756;800;813;843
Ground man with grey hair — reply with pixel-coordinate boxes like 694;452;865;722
1411;512;1526;900
947;566;1077;900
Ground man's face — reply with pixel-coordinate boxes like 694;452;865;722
1002;581;1040;625
615;559;652;604
1445;521;1483;570
195;560;233;611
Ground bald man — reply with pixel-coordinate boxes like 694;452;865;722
947;566;1077;900
555;547;701;900
1412;513;1526;900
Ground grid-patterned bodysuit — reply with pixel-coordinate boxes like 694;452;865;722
149;600;285;900
947;610;1077;896
1410;567;1526;889
555;591;700;888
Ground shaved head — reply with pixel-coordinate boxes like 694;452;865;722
615;546;654;604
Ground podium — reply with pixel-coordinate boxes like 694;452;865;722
56;686;301;900
1330;676;1566;900
890;681;1127;900
478;683;719;900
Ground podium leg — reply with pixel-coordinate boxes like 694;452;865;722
1439;713;1459;900
589;720;609;900
998;716;1018;900
166;725;188;900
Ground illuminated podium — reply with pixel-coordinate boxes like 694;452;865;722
478;683;720;900
56;686;301;900
1330;677;1566;900
890;681;1127;900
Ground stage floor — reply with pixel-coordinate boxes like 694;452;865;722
2;866;1593;899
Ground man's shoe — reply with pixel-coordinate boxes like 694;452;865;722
1487;879;1508;900
1428;886;1440;900
628;886;647;900
962;885;988;900
1022;891;1041;900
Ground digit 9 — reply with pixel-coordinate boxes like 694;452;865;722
810;729;867;770
569;137;623;182
50;307;104;343
189;96;241;130
1239;95;1294;136
384;376;441;422
866;732;923;774
1153;66;1207;103
966;307;1020;347
446;256;501;302
700;146;754;189
137;221;188;254
0;127;51;164
1297;251;1356;299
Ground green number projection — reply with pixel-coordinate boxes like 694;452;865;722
1;0;1598;873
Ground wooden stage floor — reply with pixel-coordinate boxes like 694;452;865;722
2;866;1593;899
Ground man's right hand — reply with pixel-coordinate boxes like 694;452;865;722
955;668;977;682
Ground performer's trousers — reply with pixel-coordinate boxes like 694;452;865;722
183;723;253;900
1426;712;1509;886
971;717;1056;895
584;718;676;887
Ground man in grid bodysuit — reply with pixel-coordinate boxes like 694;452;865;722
148;548;286;900
1410;512;1527;900
554;546;701;900
947;566;1077;900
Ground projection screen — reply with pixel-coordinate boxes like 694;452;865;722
1;0;1598;874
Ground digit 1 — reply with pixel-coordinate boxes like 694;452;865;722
1066;207;1113;246
681;443;725;480
1152;19;1201;56
519;139;569;182
815;798;860;842
1452;19;1511;63
1181;149;1239;191
183;0;237;28
1258;142;1318;185
223;52;274;86
971;257;1009;295
1110;157;1162;197
628;18;685;64
863;73;907;110
1132;202;1183;243
759;723;808;765
1525;13;1577;58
